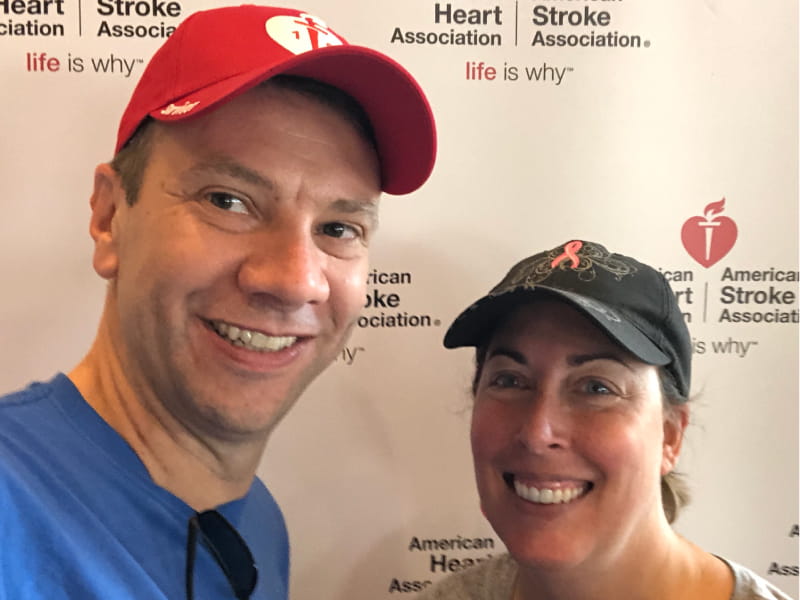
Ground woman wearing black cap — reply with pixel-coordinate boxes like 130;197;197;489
419;240;792;600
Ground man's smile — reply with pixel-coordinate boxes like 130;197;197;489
208;319;298;352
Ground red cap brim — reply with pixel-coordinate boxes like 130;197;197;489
143;45;435;196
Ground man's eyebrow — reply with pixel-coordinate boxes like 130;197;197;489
183;159;274;190
329;198;380;229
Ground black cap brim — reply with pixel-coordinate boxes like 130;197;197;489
443;287;670;366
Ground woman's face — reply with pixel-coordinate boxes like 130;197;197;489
471;300;685;572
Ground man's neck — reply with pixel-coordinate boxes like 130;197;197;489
69;307;267;511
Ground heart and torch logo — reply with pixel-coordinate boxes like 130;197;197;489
680;198;738;268
266;12;345;54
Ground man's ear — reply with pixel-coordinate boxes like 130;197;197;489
661;403;689;475
89;163;126;280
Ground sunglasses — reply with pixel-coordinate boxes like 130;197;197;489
185;510;258;600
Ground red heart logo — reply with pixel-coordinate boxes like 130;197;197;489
681;216;737;268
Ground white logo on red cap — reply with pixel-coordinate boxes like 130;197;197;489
160;101;200;116
265;12;345;55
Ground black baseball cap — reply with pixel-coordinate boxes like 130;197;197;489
443;240;692;398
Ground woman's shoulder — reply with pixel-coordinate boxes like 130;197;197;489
417;553;517;600
719;557;796;600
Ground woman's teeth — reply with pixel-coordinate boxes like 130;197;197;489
513;479;588;505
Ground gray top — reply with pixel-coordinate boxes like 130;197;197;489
417;553;795;600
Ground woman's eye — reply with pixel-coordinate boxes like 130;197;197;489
489;373;524;389
207;192;248;214
321;222;359;240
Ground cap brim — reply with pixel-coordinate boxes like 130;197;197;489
149;45;436;196
443;287;670;366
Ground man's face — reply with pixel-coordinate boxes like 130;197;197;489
95;84;381;441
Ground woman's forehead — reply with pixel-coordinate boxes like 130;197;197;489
494;300;603;337
487;300;634;360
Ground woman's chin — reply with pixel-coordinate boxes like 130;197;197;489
504;536;592;573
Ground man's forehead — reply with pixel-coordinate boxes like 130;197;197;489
153;85;376;154
155;80;374;145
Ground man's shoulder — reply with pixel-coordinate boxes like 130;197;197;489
418;553;517;600
0;374;81;424
0;374;83;451
0;372;127;501
0;375;60;410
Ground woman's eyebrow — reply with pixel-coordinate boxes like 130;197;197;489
568;353;634;371
487;348;635;372
485;347;527;365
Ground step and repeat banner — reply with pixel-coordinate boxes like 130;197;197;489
1;1;797;598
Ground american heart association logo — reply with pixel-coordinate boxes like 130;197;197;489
680;198;737;268
265;13;345;55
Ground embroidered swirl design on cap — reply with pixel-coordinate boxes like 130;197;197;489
499;240;637;293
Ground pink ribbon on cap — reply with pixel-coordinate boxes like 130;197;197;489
550;240;583;269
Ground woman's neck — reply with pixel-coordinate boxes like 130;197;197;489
513;526;731;600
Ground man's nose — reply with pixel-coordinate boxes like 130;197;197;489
237;224;330;310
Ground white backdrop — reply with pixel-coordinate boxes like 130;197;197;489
1;0;797;598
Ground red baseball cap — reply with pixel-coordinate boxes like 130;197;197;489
115;5;436;195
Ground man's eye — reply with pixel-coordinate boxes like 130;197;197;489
207;192;248;214
584;380;613;395
321;222;358;240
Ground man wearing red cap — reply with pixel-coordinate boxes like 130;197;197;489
0;5;435;599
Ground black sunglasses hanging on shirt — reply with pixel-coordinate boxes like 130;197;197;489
185;510;258;600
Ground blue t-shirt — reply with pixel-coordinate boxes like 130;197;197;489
0;374;289;599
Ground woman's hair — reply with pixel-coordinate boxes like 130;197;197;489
658;368;691;523
471;342;691;524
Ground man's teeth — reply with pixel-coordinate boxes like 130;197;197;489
513;480;586;505
212;321;296;352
